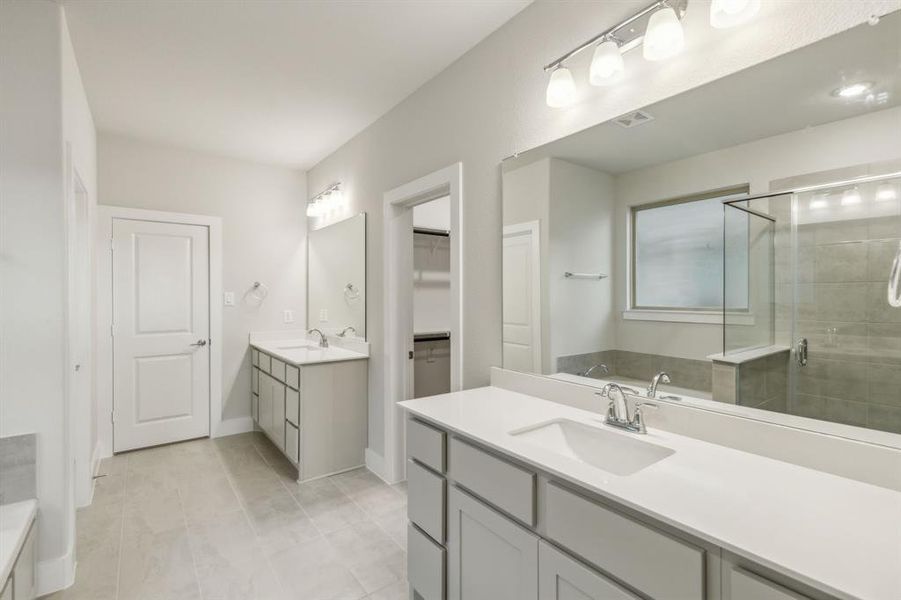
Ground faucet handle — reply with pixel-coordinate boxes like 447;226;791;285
631;402;657;434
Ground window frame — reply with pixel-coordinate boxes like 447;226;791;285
629;184;751;312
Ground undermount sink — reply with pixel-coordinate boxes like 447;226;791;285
509;419;674;476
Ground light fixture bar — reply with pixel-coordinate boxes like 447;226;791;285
309;182;341;204
543;0;688;72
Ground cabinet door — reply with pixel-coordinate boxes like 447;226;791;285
258;373;273;437
538;541;638;600
271;380;286;450
447;486;538;600
12;525;36;600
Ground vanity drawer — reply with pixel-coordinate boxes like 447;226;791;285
285;422;299;464
285;387;299;427
285;364;299;389
251;393;259;423
251;349;259;367
729;568;810;600
544;482;704;600
407;418;446;473
271;358;286;383
408;523;445;600
408;459;446;543
449;437;535;526
258;352;271;374
251;367;259;394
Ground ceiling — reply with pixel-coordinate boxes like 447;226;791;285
505;9;901;175
62;0;531;169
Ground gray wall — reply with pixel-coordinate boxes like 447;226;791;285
98;133;307;425
305;1;891;461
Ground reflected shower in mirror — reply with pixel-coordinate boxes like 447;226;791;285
308;213;367;338
501;12;901;436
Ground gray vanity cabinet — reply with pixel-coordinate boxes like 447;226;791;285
538;541;639;600
251;346;367;481
447;486;538;600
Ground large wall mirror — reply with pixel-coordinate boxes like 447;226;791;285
502;13;901;439
308;213;367;338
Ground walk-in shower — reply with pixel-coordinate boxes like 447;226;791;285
724;173;901;433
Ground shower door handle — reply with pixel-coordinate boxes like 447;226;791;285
796;338;808;367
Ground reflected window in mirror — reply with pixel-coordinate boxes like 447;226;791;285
631;186;748;311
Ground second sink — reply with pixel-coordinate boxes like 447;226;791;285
509;418;674;476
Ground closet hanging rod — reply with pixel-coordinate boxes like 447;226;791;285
565;272;608;280
414;331;451;342
414;227;450;237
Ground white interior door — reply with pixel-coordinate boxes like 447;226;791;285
112;218;210;452
503;222;541;373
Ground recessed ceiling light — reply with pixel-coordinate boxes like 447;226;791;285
832;82;874;98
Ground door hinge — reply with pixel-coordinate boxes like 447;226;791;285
110;410;115;424
110;324;114;337
109;238;114;252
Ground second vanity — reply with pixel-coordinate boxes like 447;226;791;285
400;372;901;600
250;336;368;481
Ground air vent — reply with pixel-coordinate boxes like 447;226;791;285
614;110;654;128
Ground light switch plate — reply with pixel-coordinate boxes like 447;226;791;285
283;309;295;324
224;291;235;306
319;309;328;322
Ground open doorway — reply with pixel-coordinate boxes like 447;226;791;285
413;197;451;399
381;163;462;483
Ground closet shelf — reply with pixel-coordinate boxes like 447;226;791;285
414;331;451;342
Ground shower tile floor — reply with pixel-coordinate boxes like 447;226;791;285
42;432;408;600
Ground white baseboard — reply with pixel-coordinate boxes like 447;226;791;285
365;448;400;484
214;416;254;438
37;547;76;596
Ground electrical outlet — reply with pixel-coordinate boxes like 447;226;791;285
319;308;328;322
224;291;235;306
283;309;295;324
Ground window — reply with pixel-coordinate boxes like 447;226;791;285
631;186;749;311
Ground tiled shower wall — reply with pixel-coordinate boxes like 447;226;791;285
0;433;36;504
793;218;901;433
772;192;901;434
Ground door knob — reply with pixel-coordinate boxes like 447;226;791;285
191;339;207;347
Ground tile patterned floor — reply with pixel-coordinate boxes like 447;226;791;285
42;432;408;600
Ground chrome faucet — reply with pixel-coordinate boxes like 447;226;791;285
308;328;329;348
337;326;356;338
597;383;650;434
647;371;671;399
580;363;609;378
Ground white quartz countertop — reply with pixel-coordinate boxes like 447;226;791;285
250;339;368;366
400;386;901;600
0;500;36;585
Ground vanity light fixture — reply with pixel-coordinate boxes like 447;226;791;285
709;0;760;29
643;5;685;61
832;81;874;99
840;187;862;206
546;65;577;108
876;182;898;201
589;38;625;86
809;194;829;210
543;0;692;108
307;183;342;218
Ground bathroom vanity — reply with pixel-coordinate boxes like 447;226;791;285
250;339;368;481
400;377;901;600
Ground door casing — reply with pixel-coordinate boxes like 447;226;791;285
96;206;223;457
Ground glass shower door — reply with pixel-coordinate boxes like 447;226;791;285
789;175;901;433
